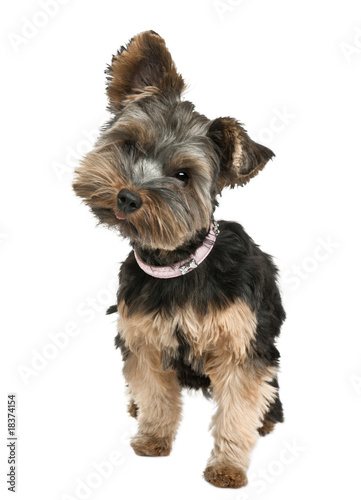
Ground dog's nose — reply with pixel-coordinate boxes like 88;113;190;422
117;189;142;213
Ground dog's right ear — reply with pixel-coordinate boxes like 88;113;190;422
105;30;185;112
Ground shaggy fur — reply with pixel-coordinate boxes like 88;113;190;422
73;30;285;489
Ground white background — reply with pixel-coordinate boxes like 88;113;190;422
1;1;361;499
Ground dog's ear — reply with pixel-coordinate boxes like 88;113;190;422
105;30;185;112
208;117;275;191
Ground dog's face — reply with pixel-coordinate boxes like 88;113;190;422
73;31;274;251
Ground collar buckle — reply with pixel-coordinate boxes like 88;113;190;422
179;258;198;275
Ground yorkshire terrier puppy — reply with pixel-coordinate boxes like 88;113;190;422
73;30;285;489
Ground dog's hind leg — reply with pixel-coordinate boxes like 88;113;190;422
258;377;284;436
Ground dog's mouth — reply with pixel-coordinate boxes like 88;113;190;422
115;212;126;221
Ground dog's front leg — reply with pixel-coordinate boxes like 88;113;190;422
203;350;277;488
123;344;182;457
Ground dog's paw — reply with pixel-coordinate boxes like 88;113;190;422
127;400;138;419
258;420;276;436
203;464;248;489
131;434;172;457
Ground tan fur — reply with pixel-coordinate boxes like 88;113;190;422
203;463;248;488
73;148;129;209
73;134;213;250
127;398;138;419
106;31;185;111
123;343;182;456
209;117;273;190
118;299;275;471
122;86;162;107
204;351;277;471
258;419;276;436
73;145;201;250
118;299;257;359
98;111;156;150
129;190;192;250
73;29;282;488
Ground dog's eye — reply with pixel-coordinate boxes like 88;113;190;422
124;140;135;154
174;171;190;185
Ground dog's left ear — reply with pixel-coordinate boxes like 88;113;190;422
208;117;275;191
106;30;185;112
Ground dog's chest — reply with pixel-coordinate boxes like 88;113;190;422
117;298;257;361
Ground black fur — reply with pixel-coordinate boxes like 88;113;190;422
114;332;131;362
117;220;284;319
107;304;118;315
114;219;285;421
74;31;286;484
263;377;284;424
167;328;212;399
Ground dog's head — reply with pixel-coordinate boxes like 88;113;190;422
73;31;274;251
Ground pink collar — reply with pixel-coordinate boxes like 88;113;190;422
134;221;219;279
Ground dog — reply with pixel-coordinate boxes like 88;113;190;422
73;30;285;489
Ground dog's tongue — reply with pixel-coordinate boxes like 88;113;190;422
115;213;126;220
